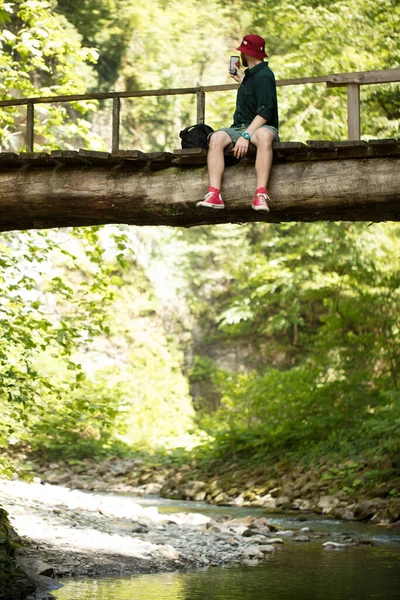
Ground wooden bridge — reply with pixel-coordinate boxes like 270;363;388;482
0;68;399;231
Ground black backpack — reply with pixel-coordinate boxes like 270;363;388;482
179;123;214;149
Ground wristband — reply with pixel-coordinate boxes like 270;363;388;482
240;131;251;142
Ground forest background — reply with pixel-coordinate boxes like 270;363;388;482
0;0;399;500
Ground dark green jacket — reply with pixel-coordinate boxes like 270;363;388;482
232;61;279;131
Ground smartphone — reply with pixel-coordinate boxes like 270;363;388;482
229;55;240;75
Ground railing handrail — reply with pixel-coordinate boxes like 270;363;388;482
0;68;398;150
0;68;398;108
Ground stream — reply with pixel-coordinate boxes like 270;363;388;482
52;494;400;600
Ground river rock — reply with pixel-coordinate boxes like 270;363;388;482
293;473;310;491
156;544;180;560
293;535;310;542
207;525;224;533
282;484;294;498
230;494;245;506
277;530;294;538
255;484;271;496
96;463;110;476
255;493;277;509
323;541;348;549
229;524;247;536
110;460;135;477
42;471;61;484
354;500;383;521
52;473;72;486
182;481;207;500
168;512;210;526
242;516;258;526
214;492;230;505
242;528;262;538
388;500;400;521
334;507;356;521
245;535;269;544
226;537;239;545
18;558;56;578
281;474;294;486
241;545;263;558
292;498;311;511
300;481;318;495
317;495;340;514
160;480;180;498
334;490;349;501
357;539;375;546
275;495;291;508
242;558;260;566
131;524;149;534
258;544;276;553
268;538;284;544
369;508;392;524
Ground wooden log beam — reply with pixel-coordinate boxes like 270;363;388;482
0;157;399;231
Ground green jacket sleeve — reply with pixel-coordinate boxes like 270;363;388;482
254;73;277;123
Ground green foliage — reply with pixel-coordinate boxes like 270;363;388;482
98;254;196;450
0;226;197;466
0;227;116;455
1;0;399;488
55;0;399;148
3;0;399;149
0;0;104;151
198;367;399;459
245;0;400;140
27;372;127;460
189;357;216;383
176;220;400;467
55;0;135;89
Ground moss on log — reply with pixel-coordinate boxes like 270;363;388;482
0;508;36;600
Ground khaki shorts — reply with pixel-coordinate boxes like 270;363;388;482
214;124;280;143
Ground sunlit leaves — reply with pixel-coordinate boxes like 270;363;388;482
177;217;400;461
0;227;117;449
0;0;103;151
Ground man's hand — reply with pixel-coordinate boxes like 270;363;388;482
233;136;249;159
230;64;244;84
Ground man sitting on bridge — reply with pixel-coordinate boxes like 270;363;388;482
197;34;279;213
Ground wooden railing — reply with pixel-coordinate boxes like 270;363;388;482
0;69;398;153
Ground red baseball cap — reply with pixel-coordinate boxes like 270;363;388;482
236;34;268;59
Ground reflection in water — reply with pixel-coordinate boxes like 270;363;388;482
54;571;185;600
54;544;400;600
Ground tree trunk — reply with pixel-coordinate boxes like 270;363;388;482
0;155;399;231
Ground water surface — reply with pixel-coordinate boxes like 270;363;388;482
52;495;400;600
53;543;400;600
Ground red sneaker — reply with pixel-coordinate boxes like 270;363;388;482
197;187;225;209
252;188;270;212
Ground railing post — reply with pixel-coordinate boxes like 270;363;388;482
196;90;205;124
26;101;34;152
347;83;360;140
112;96;120;153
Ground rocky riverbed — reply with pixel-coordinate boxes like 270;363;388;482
0;477;387;600
27;455;400;525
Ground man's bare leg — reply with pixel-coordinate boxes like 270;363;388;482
250;128;275;211
197;131;231;209
207;130;232;189
251;127;274;190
